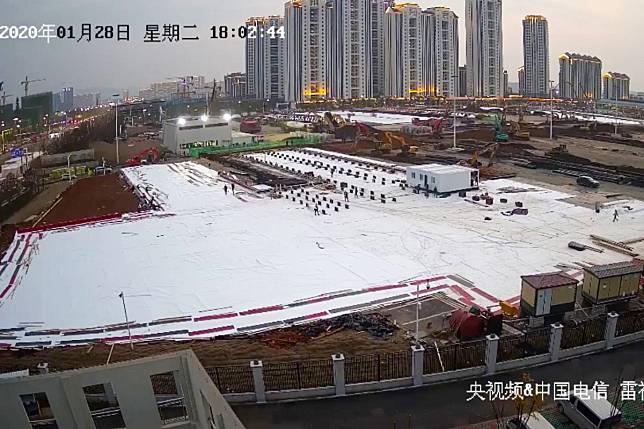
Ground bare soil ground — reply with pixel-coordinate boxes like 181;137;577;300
0;222;30;256
0;329;411;373
37;174;140;225
527;136;644;170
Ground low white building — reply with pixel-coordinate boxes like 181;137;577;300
0;151;42;179
231;130;257;147
406;164;479;193
162;116;232;156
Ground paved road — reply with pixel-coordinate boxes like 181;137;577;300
233;342;644;429
3;181;71;225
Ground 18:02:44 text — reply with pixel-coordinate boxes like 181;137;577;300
210;25;285;39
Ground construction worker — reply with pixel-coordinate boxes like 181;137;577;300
224;184;228;195
344;191;349;202
613;209;619;222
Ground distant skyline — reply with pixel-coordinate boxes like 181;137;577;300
0;0;642;98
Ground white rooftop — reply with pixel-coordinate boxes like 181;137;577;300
164;116;228;128
232;130;255;138
407;163;477;174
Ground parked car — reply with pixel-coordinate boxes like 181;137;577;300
577;176;600;188
556;393;622;429
505;412;556;429
62;172;77;181
94;166;113;175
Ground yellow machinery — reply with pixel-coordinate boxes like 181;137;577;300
401;145;418;156
509;121;530;140
499;301;519;318
352;125;418;155
382;132;419;156
460;142;498;168
548;143;568;156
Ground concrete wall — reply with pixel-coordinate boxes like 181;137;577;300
0;350;245;429
40;149;95;168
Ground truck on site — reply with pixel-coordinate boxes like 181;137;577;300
127;147;160;167
240;118;262;134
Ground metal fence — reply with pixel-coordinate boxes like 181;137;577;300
423;340;486;374
202;312;644;395
345;351;412;384
497;327;551;362
263;359;334;391
561;316;607;349
206;365;255;394
189;136;323;157
616;310;644;337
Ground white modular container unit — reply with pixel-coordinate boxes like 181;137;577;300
405;164;479;193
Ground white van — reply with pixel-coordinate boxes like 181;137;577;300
505;412;556;429
556;393;622;428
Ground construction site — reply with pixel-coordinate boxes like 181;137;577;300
0;99;643;375
308;107;644;194
0;99;643;356
2;94;644;429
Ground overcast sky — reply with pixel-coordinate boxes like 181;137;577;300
0;0;641;98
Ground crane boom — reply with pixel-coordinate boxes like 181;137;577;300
20;76;46;97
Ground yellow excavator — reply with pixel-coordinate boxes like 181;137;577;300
383;132;418;156
508;121;530;140
352;124;418;155
460;142;498;168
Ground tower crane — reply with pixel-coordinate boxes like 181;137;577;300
1;91;14;107
202;78;219;115
166;76;198;99
20;76;46;97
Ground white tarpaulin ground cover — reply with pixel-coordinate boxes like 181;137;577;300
1;152;642;347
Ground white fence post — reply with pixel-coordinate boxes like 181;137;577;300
604;312;619;350
549;323;564;362
250;360;266;403
411;345;424;386
332;354;346;396
485;334;499;375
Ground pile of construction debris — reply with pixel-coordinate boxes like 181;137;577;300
257;313;399;349
298;313;398;339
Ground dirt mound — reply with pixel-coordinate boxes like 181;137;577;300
38;174;140;226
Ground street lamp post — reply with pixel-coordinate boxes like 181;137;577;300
549;80;555;140
452;75;459;149
118;292;134;350
113;94;120;164
414;282;421;343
